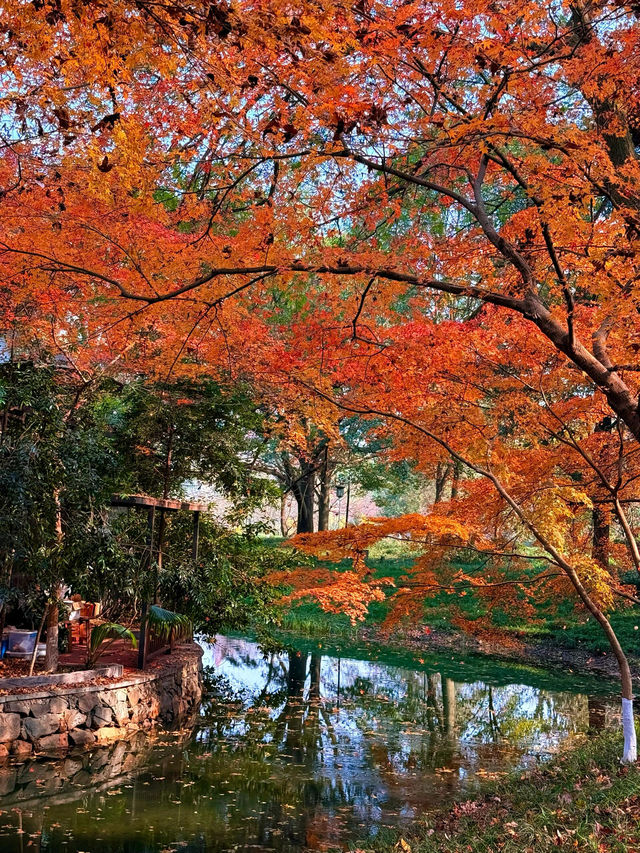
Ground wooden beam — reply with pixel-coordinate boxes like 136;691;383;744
111;494;207;513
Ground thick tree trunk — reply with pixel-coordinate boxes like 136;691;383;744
434;462;451;504
317;445;332;531
293;460;315;534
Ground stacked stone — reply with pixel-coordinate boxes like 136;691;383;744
0;644;203;758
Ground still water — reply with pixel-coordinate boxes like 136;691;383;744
0;634;617;852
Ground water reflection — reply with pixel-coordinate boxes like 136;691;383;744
0;634;616;852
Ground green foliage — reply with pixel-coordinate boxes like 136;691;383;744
157;517;303;636
543;607;640;655
338;417;429;515
87;622;137;669
145;604;191;641
0;363;285;634
66;521;147;621
113;378;278;519
367;538;419;561
356;459;427;515
0;361;122;625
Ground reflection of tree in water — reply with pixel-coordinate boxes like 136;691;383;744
197;649;350;850
207;647;588;829
456;683;589;753
306;656;593;797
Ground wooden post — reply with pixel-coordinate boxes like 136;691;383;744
154;507;162;604
192;510;200;561
138;506;156;670
146;505;156;565
137;601;148;670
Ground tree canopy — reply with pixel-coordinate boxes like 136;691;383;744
3;0;640;756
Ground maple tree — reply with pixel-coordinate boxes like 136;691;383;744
3;0;640;757
284;311;640;761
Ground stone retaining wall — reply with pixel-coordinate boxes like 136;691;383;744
0;643;203;757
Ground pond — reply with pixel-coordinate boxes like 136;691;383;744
0;633;618;852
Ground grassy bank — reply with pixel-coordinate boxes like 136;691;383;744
277;548;640;659
354;732;640;853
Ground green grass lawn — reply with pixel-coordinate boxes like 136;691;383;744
352;731;640;853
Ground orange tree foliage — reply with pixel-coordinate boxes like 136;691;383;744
2;2;640;395
277;309;640;638
3;2;640;653
276;514;469;623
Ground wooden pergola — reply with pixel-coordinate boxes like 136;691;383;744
111;494;207;668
